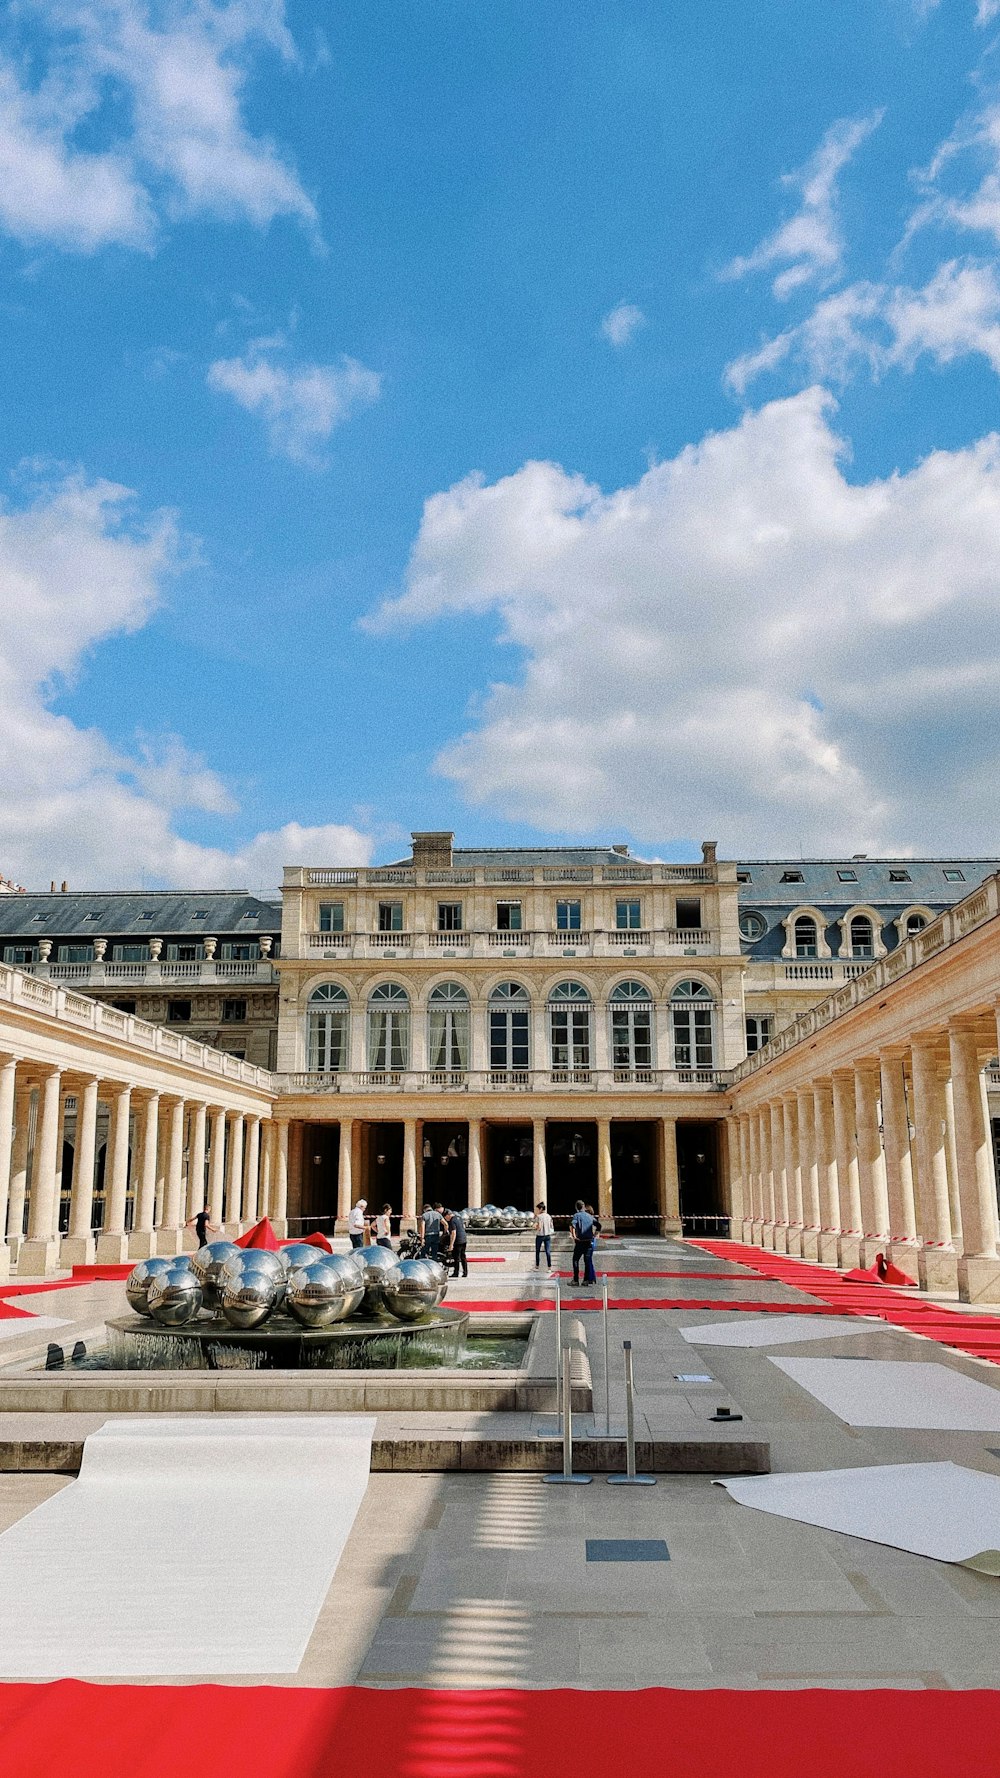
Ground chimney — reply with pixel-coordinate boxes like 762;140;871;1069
61;880;68;893
411;831;454;870
612;843;630;857
50;880;55;893
701;840;718;865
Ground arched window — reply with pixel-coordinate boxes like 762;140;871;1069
794;915;818;958
849;914;874;959
367;982;409;1072
308;982;350;1072
609;980;654;1074
488;981;530;1072
427;982;469;1073
548;980;592;1074
670;979;715;1070
905;913;926;936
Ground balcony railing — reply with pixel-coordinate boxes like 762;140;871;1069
275;1067;732;1096
26;960;277;989
295;860;718;889
302;928;720;959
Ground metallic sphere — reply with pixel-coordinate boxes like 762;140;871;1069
190;1241;241;1309
423;1258;449;1290
147;1266;204;1327
220;1269;279;1329
220;1248;286;1311
382;1258;447;1322
357;1244;402;1313
281;1242;327;1271
286;1258;357;1327
125;1256;175;1316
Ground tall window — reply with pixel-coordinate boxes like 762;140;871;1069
319;902;344;933
167;942;205;960
367;982;409;1070
489;981;530;1070
616;899;641;930
745;1015;773;1053
609;980;653;1072
427;981;469;1070
308;983;350;1071
58;944;94;963
849;915;874;958
793;916;818;958
556;900;581;931
670;979;715;1070
496;901;522;931
437;902;463;931
674;897;702;931
4;944;37;964
220;941;259;960
113;943;149;962
548;980;592;1072
378;901;404;932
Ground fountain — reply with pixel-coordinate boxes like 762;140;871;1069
110;1243;470;1370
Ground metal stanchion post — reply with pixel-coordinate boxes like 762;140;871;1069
544;1345;592;1484
603;1278;610;1435
607;1339;655;1485
554;1278;562;1421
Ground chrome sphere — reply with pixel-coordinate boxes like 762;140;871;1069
125;1256;174;1316
286;1257;356;1327
281;1242;327;1271
147;1266;203;1327
220;1248;286;1310
190;1240;241;1308
424;1257;448;1290
465;1210;486;1232
358;1244;403;1312
382;1258;447;1322
220;1268;279;1329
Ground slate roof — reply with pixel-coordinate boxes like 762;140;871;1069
734;858;1000;959
0;891;282;939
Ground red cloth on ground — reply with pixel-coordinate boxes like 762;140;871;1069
280;1230;333;1252
235;1218;282;1250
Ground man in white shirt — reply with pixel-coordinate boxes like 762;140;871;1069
534;1201;554;1271
348;1198;368;1249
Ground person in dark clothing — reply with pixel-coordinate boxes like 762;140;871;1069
419;1202;442;1260
570;1199;596;1285
445;1208;468;1277
187;1207;219;1249
584;1202;600;1284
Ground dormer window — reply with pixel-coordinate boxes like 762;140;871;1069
780;870;803;883
836;869;857;883
889;870;910;883
944;869;965;882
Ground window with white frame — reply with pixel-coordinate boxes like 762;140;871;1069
556;900;581;931
308;983;350;1072
609;980;653;1071
378;901;404;932
745;1014;773;1053
489;981;530;1069
548;979;592;1071
670;979;715;1069
905;912;927;935
496;900;522;931
319;902;344;933
849;914;874;958
615;898;642;930
793;916;818;958
367;982;409;1070
428;981;469;1070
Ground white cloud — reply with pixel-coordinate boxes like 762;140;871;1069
0;0;316;252
600;303;647;348
207;342;381;463
0;468;373;890
977;1;1000;23
723;113;883;299
369;390;1000;855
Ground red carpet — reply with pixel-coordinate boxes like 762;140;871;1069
0;1681;995;1778
69;1265;133;1281
0;1300;34;1320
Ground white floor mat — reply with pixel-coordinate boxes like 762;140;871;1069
0;1414;375;1676
680;1316;883;1349
716;1462;1000;1571
0;1316;69;1341
770;1356;1000;1429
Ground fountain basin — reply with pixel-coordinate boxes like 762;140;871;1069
104;1305;470;1371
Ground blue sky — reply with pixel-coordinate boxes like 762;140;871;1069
1;0;999;890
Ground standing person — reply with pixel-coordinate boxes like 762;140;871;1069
419;1201;442;1260
186;1207;219;1250
347;1198;368;1249
584;1202;601;1285
534;1201;554;1271
570;1199;595;1286
445;1207;468;1278
374;1203;394;1250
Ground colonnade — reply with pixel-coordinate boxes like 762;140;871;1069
728;1005;1000;1300
0;1051;286;1277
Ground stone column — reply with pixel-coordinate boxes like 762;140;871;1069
130;1093;160;1260
402;1118;418;1228
242;1116;260;1227
758;1105;775;1247
337;1118;353;1225
186;1103;208;1240
659;1117;682;1235
272;1122;289;1234
813;1081;840;1264
156;1097;186;1256
597;1117;614;1227
910;1037;957;1294
0;1055;16;1282
880;1048;918;1268
224;1112;244;1230
855;1059;890;1266
797;1088;820;1260
467;1119;483;1209
260;1121;274;1221
727;1116;745;1233
943;1074;964;1252
52;1088;67;1240
533;1118;548;1209
747;1109;762;1238
207;1107;226;1229
7;1081;31;1250
769;1101;788;1251
783;1095;803;1254
736;1115;751;1239
832;1068;862;1268
22;1068;62;1274
949;1021;1000;1301
63;1074;99;1266
96;1083;132;1264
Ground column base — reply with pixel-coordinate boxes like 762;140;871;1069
0;1242;10;1283
817;1231;841;1265
270;1220;288;1239
957;1255;1000;1304
659;1217;683;1237
798;1229;820;1261
785;1228;804;1257
18;1238;61;1276
859;1237;890;1269
887;1241;920;1281
772;1226;789;1254
153;1228;183;1257
837;1235;863;1269
917;1246;959;1295
761;1224;776;1250
741;1218;754;1243
60;1235;95;1267
128;1231;158;1260
95;1232;129;1265
749;1220;766;1247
